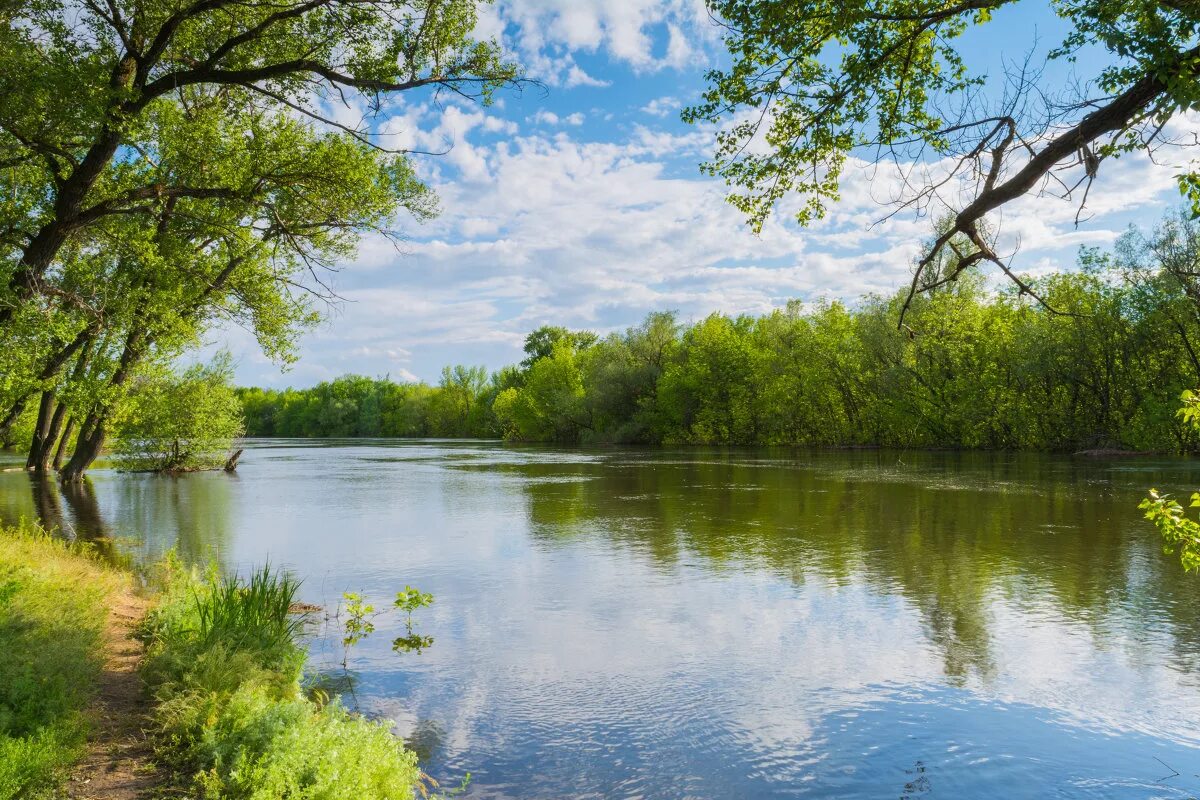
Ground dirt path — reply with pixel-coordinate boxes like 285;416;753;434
67;591;162;800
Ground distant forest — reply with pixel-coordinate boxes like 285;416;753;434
239;219;1200;453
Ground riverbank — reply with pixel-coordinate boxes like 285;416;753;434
0;524;428;800
0;524;149;799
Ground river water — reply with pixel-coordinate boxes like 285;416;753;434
3;440;1200;798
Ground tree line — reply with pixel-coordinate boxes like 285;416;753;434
239;212;1200;454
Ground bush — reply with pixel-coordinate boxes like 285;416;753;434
0;524;126;800
140;562;422;800
112;354;245;473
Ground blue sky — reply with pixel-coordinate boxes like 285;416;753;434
216;1;1197;387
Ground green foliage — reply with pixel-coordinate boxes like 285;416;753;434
1140;488;1200;572
0;0;521;477
394;586;434;617
341;592;377;665
1141;387;1200;573
393;586;434;653
521;326;598;368
141;563;423;799
111;354;245;472
493;219;1200;451
238;369;499;439
688;0;1200;231
0;524;126;800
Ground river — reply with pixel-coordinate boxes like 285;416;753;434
3;440;1200;798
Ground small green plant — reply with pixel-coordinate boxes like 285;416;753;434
394;586;433;626
1142;389;1200;573
393;586;434;655
341;592;377;669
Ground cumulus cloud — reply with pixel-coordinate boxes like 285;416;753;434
564;65;611;88
528;110;585;126
640;96;680;117
485;0;715;83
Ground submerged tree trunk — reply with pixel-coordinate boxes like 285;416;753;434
25;392;58;471
224;448;244;472
31;399;69;473
61;413;105;483
60;325;144;481
52;417;76;471
0;327;95;445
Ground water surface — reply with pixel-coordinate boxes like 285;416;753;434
3;441;1200;798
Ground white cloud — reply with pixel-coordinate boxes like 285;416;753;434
489;0;716;82
564;65;611;88
528;110;585;126
640;95;680;117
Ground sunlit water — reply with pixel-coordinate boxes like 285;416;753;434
3;440;1200;798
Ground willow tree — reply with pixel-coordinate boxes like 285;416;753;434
687;1;1200;312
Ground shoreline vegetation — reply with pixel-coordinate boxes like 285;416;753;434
238;222;1200;455
0;523;429;800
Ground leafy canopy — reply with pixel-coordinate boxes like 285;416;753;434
687;1;1200;303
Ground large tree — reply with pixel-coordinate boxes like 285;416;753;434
687;1;1200;313
0;0;517;318
0;0;520;477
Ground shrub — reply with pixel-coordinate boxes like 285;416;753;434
111;354;245;473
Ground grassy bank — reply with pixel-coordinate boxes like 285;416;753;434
139;561;424;799
1;525;427;800
0;524;128;799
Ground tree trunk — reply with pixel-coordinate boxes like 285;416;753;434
0;327;94;444
53;417;76;471
60;413;105;483
224;448;244;472
26;392;58;471
35;400;69;473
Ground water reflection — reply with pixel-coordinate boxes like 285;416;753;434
0;466;236;569
2;442;1200;798
497;449;1200;685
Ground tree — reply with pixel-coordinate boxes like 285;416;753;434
0;0;518;319
687;1;1200;313
0;0;521;478
520;326;598;368
111;355;245;472
494;341;590;442
435;365;489;434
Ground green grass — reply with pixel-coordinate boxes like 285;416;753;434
0;524;127;800
139;560;423;799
